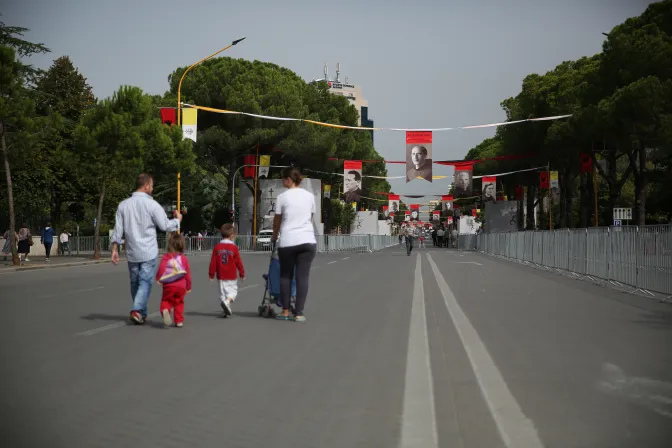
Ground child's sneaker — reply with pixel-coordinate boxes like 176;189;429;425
162;309;172;326
176;322;183;328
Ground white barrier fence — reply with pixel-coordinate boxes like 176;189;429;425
3;234;399;257
469;226;672;299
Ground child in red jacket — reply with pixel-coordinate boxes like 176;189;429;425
156;233;192;327
209;224;245;317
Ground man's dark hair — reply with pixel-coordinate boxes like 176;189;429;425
136;173;154;190
347;170;361;182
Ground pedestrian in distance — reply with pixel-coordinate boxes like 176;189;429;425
111;173;182;325
156;233;192;328
41;222;55;262
209;223;246;318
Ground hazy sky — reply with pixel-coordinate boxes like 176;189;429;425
4;0;652;197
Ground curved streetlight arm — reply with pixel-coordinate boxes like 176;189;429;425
176;37;246;126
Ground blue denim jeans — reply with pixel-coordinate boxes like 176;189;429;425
128;258;158;317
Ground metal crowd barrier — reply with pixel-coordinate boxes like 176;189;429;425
473;226;672;300
54;234;399;257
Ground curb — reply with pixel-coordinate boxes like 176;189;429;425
0;258;119;272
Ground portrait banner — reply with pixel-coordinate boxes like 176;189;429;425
453;163;473;197
410;204;420;221
383;205;389;217
323;184;331;199
343;160;362;203
405;211;411;221
482;176;497;203
447;216;453;225
405;131;433;183
441;195;453;212
258;155;270;178
433;211;441;221
388;194;400;215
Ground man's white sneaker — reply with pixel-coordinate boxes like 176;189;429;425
221;299;232;316
162;309;172;326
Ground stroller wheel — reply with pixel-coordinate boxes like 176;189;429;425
258;305;264;317
268;307;277;318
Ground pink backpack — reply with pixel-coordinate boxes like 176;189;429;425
159;254;187;284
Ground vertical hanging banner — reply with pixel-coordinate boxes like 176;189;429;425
540;171;550;189
550;171;560;205
160;107;176;126
453;162;473;197
405;131;433;183
472;209;478;217
447;216;453;225
432;210;441;221
323;184;331;199
441;195;453;212
383;205;389;217
258;155;270;178
182;108;197;142
243;154;256;178
405;211;411;221
343;160;362;203
388;194;400;215
579;152;593;173
482;176;497;203
515;185;524;201
410;204;420;221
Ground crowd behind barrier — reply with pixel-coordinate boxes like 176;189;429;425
463;225;672;299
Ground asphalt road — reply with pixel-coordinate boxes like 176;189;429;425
1;245;671;447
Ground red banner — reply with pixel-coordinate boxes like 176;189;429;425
539;171;550;189
472;209;478;217
579;152;593;173
389;194;400;201
441;195;454;201
160;107;176;126
344;160;363;171
406;131;433;144
243;155;256;178
515;185;523;201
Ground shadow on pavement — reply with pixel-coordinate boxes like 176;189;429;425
630;310;672;331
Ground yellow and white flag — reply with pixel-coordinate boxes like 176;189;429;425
182;108;197;142
259;155;270;178
323;185;331;199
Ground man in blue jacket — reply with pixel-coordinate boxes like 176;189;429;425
41;222;55;262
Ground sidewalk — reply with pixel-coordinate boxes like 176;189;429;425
0;255;119;272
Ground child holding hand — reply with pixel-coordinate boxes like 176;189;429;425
209;224;245;317
156;233;192;327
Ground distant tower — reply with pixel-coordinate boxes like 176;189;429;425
323;62;328;82
336;62;340;83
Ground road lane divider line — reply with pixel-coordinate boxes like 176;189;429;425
76;284;259;336
328;261;338;264
399;254;439;448
426;253;544;448
40;286;105;299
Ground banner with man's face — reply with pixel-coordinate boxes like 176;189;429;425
453;163;473;197
405;211;411;221
433;211;441;221
343;161;362;203
482;176;496;203
410;204;420;221
406;131;433;183
383;205;389;217
388;194;400;215
441;195;453;212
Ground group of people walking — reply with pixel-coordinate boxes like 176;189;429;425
110;169;317;327
2;224;72;262
400;225;460;256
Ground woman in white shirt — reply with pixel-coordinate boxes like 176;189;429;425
272;167;317;323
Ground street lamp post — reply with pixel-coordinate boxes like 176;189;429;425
175;37;246;232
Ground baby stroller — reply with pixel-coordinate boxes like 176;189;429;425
259;243;296;318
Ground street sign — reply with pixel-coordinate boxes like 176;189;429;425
613;219;622;226
613;208;632;221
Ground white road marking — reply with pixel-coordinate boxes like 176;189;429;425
445;261;482;266
399;254;438;448
328;261;338;264
342;257;350;260
40;286;105;299
77;284;259;336
426;253;543;448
